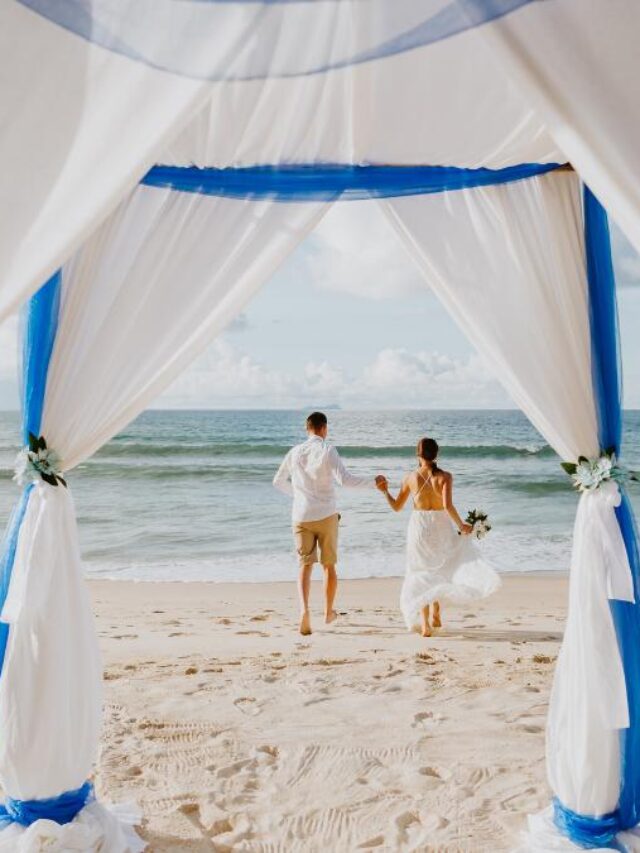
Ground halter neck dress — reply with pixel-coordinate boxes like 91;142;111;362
400;471;500;631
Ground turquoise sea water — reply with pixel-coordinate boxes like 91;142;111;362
0;409;638;582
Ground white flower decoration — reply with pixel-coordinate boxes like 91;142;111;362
13;434;66;488
562;449;634;494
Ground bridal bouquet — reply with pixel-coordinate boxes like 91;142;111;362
465;508;491;539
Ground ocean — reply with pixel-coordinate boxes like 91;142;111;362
0;409;638;583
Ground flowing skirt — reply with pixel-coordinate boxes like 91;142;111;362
400;510;501;630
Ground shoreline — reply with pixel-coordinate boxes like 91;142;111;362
86;567;570;586
91;573;566;850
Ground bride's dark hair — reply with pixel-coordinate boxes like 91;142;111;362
417;437;439;468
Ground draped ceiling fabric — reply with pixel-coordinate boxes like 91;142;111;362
2;1;640;851
7;0;640;322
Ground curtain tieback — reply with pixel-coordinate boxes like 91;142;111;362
560;448;637;493
13;433;66;488
0;781;93;827
553;798;623;849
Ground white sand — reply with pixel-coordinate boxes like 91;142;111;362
90;574;567;852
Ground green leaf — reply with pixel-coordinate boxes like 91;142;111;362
41;472;58;487
577;456;589;465
38;435;47;450
604;446;616;458
28;432;39;453
57;475;67;488
561;462;578;475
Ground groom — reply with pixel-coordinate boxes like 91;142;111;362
274;411;387;635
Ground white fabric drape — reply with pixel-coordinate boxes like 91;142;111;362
476;0;640;255
382;170;632;824
0;190;326;848
0;0;562;326
43;190;327;469
0;1;209;324
162;23;560;170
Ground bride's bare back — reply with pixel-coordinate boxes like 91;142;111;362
381;464;469;535
409;468;448;511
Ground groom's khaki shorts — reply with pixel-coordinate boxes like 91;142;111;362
294;513;339;567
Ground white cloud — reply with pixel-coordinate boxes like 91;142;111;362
225;312;250;333
361;348;508;407
304;202;426;300
158;340;297;408
158;339;509;409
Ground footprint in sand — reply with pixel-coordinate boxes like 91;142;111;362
412;711;432;728
233;696;261;716
419;766;441;778
357;835;385;848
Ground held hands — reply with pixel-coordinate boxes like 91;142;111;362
375;475;388;492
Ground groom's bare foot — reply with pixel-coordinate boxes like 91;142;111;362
299;611;312;636
421;623;432;637
325;610;338;625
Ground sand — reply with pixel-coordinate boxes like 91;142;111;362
90;573;567;852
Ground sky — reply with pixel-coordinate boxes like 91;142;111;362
0;200;639;410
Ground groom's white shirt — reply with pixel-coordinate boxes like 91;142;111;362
273;435;375;522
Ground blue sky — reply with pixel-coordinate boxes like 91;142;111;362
0;201;638;410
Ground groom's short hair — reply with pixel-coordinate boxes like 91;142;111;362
306;411;328;431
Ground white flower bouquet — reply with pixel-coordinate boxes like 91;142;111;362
561;448;636;494
465;508;491;540
13;433;66;488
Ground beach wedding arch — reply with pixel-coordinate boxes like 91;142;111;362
1;1;640;850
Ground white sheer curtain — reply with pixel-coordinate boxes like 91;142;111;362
476;0;640;255
382;170;632;828
0;187;327;849
0;1;210;324
0;0;563;325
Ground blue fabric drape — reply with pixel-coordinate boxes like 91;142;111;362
17;0;541;81
0;484;34;674
0;271;62;679
20;271;61;443
0;782;93;828
554;187;640;846
553;799;624;852
142;162;562;201
0;271;91;828
583;186;640;837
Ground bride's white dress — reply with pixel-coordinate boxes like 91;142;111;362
400;483;501;630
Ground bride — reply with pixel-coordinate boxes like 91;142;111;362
378;437;500;637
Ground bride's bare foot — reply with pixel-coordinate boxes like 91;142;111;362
299;611;312;636
325;610;338;625
420;605;432;637
432;603;442;629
